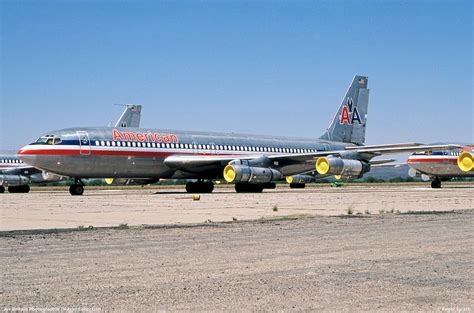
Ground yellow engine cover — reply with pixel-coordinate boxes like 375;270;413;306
458;151;473;172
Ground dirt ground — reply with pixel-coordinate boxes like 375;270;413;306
0;183;473;231
1;210;473;311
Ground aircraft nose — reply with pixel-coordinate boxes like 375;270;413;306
17;145;38;166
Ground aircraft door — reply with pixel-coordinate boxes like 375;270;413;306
77;131;91;155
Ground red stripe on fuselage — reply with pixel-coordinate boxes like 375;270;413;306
407;158;457;163
17;149;244;158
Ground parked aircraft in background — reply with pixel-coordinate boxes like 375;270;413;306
407;145;473;188
0;104;142;193
17;76;459;195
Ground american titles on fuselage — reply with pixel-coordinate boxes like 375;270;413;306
112;129;179;143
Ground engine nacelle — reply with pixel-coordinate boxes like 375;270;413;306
286;174;315;184
458;151;473;172
316;157;369;178
0;175;30;187
223;165;283;183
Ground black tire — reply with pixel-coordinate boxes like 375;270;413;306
202;181;214;193
290;183;306;189
185;182;195;193
69;184;84;196
235;183;264;193
431;179;441;189
0;186;5;193
8;185;30;193
186;181;214;193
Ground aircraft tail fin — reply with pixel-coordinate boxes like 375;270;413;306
319;76;369;145
114;104;142;128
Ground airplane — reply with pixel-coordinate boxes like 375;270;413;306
407;145;473;188
0;104;142;193
17;76;460;195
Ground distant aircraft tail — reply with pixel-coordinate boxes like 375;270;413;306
114;104;142;128
319;75;369;145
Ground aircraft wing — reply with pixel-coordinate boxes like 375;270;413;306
266;143;461;162
164;144;460;173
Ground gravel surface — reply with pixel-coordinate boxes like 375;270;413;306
1;210;473;311
1;183;472;231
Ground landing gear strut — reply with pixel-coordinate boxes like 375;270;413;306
186;180;214;193
8;185;30;193
431;178;441;189
69;179;85;196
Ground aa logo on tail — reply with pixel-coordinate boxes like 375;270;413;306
339;97;362;125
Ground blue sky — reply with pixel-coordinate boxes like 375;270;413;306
1;0;472;150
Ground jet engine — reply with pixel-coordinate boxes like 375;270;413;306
0;175;30;187
457;151;473;172
223;164;283;183
316;157;369;178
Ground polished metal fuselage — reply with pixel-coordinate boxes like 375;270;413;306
407;148;474;178
18;127;352;179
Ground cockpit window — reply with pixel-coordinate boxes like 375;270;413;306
32;135;61;145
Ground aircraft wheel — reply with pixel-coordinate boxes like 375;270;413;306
290;183;306;189
235;183;264;193
431;179;441;189
0;186;4;193
8;185;30;193
202;181;214;193
69;184;84;196
186;181;214;193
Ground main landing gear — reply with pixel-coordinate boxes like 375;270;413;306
0;186;5;193
431;178;442;189
69;179;85;196
289;183;306;189
7;185;30;193
186;180;214;193
234;182;276;193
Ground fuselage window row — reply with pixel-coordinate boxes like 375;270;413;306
91;140;317;154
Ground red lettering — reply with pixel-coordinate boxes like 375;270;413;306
169;134;179;143
153;134;162;143
136;133;144;142
340;106;351;125
122;132;137;141
113;129;123;141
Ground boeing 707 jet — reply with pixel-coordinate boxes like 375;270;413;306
17;76;459;195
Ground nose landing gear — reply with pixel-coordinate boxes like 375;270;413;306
69;179;85;195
